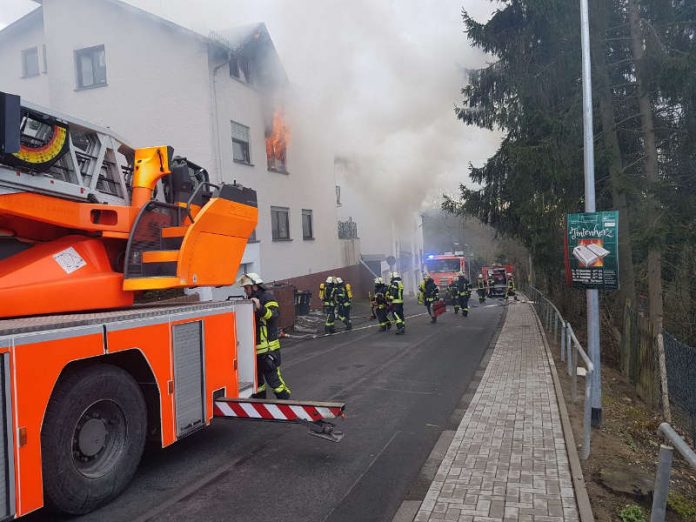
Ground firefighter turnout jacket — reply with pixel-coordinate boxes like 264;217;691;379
253;289;280;354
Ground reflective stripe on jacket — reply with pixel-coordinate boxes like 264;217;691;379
254;289;280;354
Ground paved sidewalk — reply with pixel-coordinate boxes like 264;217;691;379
415;302;580;522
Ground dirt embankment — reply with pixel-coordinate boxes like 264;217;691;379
550;346;696;521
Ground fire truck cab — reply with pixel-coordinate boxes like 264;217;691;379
423;253;467;288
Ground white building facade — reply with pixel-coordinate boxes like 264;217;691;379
0;0;344;292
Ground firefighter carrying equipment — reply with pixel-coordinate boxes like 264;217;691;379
387;275;405;334
457;274;471;317
334;279;353;330
419;275;440;323
477;274;486;303
447;278;460;314
505;274;517;302
373;278;392;331
320;278;336;333
249;287;290;399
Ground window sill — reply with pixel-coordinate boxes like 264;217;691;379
247;239;260;244
75;82;108;91
234;160;255;167
21;74;40;79
267;167;289;175
272;238;293;242
303;237;315;241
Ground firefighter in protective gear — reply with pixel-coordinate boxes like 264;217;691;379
239;273;291;400
419;274;440;323
505;273;517;302
334;277;353;330
319;276;337;334
386;272;405;334
447;277;461;314
476;274;486;303
373;277;392;331
456;272;471;317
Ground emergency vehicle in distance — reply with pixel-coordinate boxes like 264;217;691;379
0;92;344;519
481;264;514;298
423;252;467;288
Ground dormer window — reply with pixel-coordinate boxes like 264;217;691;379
229;53;252;84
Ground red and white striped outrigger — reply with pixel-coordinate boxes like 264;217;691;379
214;398;346;442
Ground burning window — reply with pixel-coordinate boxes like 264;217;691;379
266;110;289;173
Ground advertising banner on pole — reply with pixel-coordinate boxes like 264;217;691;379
564;211;619;290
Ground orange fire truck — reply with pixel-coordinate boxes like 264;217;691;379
423;253;467;288
0;92;344;518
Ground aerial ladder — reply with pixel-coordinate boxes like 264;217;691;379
0;92;344;518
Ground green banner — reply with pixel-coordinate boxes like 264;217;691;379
565;211;619;290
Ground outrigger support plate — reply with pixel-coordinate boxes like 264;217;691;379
213;398;345;443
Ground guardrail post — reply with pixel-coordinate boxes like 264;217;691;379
650;445;674;522
582;375;592;460
571;340;578;403
560;321;566;362
566;325;573;376
553;314;558;344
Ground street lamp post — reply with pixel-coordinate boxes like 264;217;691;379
580;0;602;427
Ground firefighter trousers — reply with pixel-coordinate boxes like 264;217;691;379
391;303;405;331
324;303;336;332
375;305;391;330
253;351;290;399
337;302;352;329
458;295;469;316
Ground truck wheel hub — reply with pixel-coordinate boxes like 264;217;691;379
72;400;127;478
78;418;107;457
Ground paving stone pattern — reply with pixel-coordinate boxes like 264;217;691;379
415;303;579;522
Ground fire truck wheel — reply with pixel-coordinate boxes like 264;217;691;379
41;364;147;515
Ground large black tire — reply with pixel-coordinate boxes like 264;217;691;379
41;364;147;515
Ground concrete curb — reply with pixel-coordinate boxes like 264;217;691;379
391;305;508;522
528;298;595;522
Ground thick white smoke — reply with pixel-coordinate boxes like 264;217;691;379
124;0;502;219
2;0;502;219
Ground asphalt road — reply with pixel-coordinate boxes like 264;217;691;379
26;299;506;522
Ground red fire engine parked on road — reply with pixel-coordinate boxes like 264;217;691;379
0;93;343;518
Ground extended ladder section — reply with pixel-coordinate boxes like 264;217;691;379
214;398;346;443
0;95;132;206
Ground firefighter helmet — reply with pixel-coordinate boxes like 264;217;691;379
239;273;263;286
335;277;343;284
374;277;383;284
477;274;483;279
458;272;465;277
325;276;334;284
391;272;400;280
506;273;512;276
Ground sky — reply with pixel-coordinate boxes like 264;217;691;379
0;0;502;217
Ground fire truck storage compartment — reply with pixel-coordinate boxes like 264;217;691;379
0;353;14;520
231;301;255;397
172;321;205;438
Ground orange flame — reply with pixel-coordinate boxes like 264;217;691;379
266;110;290;171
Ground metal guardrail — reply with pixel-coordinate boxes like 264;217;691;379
650;422;696;522
527;286;594;460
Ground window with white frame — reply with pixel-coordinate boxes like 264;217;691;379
75;45;106;89
231;121;251;164
21;47;39;78
302;209;314;240
271;207;290;241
